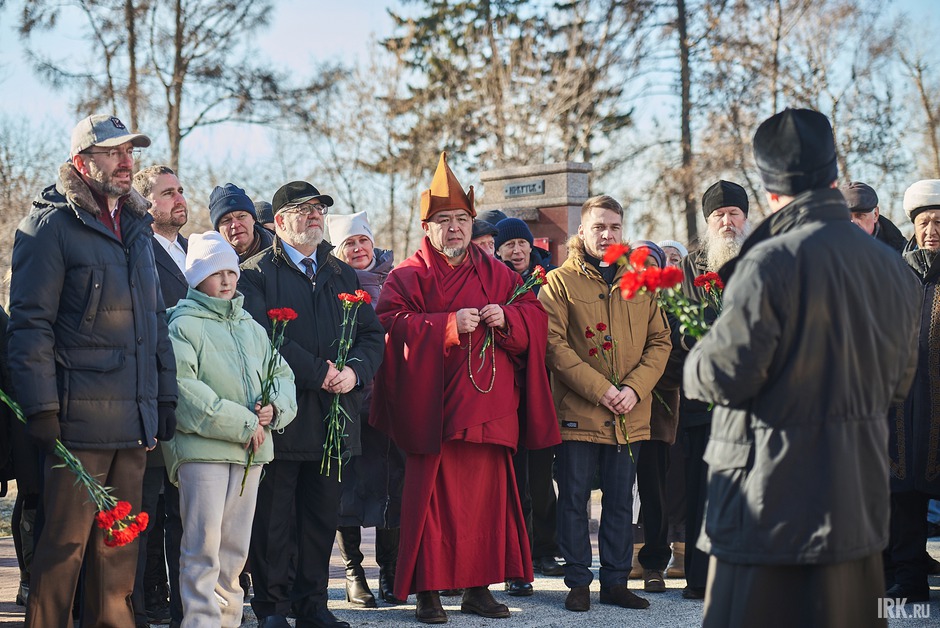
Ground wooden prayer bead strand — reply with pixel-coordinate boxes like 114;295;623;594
466;331;496;394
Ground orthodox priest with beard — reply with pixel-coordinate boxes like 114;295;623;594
370;153;560;625
673;180;751;600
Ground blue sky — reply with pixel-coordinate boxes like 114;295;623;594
1;0;936;169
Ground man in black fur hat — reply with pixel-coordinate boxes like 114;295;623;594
683;108;921;628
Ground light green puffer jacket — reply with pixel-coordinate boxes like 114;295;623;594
162;288;297;484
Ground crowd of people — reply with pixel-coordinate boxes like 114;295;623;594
0;105;935;628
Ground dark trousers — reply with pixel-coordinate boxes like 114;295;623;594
637;439;671;571
665;435;686;540
27;447;146;628
557;440;641;589
704;553;886;628
250;458;341;620
887;491;930;596
132;465;183;624
684;425;710;590
528;446;559;559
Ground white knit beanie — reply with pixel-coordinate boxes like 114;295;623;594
658;239;689;258
185;231;241;288
903;180;940;222
326;211;374;247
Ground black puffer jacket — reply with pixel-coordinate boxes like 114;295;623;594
7;164;178;449
684;187;920;565
238;237;385;460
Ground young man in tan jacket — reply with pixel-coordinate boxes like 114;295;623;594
539;194;670;614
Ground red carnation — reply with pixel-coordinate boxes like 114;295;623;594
660;266;683;288
602;341;613;351
603;243;630;265
588;347;598;357
355;289;372;305
134;511;149;532
629;246;650;270
113;501;132;519
585;327;595;339
642;267;663;290
596;322;607;331
619;272;644;300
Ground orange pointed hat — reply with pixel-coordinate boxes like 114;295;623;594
420;152;476;221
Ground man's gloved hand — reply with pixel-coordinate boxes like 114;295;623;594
27;411;60;454
157;403;176;441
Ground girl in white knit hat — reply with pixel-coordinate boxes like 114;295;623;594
163;231;297;627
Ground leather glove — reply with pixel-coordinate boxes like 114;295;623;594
157;403;177;441
27;411;60;454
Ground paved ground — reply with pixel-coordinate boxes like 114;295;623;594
0;499;937;626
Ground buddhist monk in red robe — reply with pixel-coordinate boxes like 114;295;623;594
370;153;561;624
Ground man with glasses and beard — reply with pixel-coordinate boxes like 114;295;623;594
674;180;751;600
8;114;178;627
239;181;385;628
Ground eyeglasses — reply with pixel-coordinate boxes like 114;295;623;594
281;202;329;216
84;148;142;160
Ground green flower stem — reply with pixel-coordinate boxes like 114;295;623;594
0;388;117;512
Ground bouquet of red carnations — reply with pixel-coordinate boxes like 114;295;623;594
604;245;723;341
321;290;372;480
0;388;147;547
241;307;298;496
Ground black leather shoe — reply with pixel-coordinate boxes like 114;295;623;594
505;579;534;596
345;572;377;608
379;573;406;605
565;586;590;612
534;556;565;576
599;584;650;609
257;614;291;628
460;586;510;618
416;590;448;624
15;581;28;607
296;606;351;628
885;584;930;603
681;586;706;600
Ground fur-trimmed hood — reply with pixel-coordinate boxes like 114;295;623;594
41;162;151;218
566;234;587;258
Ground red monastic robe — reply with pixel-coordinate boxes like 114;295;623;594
370;238;560;595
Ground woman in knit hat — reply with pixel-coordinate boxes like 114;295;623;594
325;211;406;607
658;240;688;267
164;232;297;628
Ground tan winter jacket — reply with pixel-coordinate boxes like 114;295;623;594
539;237;671;445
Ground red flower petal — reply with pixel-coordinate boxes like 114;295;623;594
603;243;630;265
629;247;650;270
588;347;598;357
596;322;607;331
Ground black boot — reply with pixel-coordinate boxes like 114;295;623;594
336;526;377;607
376;528;405;604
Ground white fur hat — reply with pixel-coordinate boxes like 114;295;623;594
903;179;940;222
326;211;374;247
658;239;689;258
185;231;240;289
